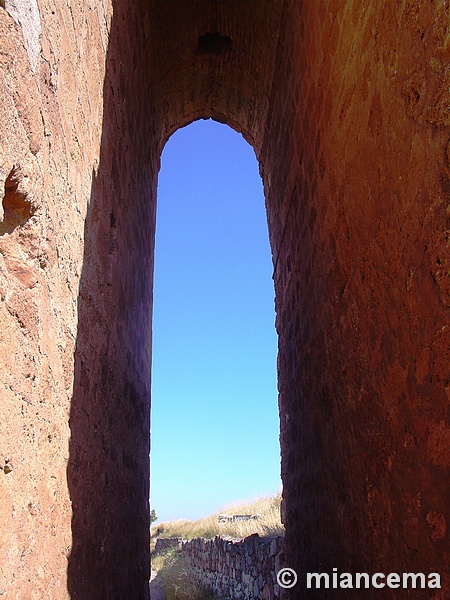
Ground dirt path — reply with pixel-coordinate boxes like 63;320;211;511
149;571;165;600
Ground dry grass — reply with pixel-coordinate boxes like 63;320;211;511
152;547;216;600
151;492;284;543
151;494;283;600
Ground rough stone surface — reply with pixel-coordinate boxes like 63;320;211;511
154;537;183;555
182;535;284;600
0;1;449;599
4;0;41;72
0;1;152;598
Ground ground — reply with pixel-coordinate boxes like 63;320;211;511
149;571;165;600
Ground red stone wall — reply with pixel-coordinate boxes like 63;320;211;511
0;2;111;597
66;1;155;597
268;2;450;597
0;1;154;597
0;1;448;598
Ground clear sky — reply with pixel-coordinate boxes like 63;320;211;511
150;119;281;523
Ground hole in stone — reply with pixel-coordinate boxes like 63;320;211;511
151;120;281;530
197;32;232;56
1;166;33;234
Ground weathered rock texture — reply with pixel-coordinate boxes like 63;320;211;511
154;537;183;555
0;1;448;599
182;535;284;600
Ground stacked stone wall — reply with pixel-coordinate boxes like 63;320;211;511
154;537;183;554
182;535;284;600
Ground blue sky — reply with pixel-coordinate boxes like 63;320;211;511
150;119;281;523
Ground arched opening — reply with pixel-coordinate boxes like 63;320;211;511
151;119;281;525
11;0;444;597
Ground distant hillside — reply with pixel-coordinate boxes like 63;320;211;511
151;493;284;546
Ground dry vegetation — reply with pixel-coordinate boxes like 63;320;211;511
152;547;216;600
151;493;284;600
151;493;284;547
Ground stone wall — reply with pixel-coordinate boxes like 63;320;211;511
0;2;111;597
269;5;450;597
182;535;284;600
0;1;449;598
154;537;183;555
0;1;153;598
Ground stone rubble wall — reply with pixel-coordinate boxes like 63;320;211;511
154;537;183;554
182;535;284;600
